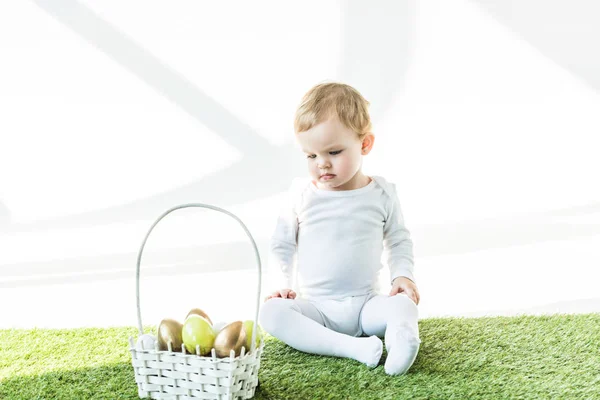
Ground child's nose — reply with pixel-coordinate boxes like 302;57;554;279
318;159;331;169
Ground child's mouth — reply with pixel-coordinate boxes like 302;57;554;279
320;174;336;181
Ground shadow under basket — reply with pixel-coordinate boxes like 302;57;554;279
129;203;265;399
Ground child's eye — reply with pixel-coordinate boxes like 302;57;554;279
329;150;343;155
306;154;316;159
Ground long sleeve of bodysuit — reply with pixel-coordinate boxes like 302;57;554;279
268;183;302;290
382;183;415;284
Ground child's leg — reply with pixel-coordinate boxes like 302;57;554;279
259;298;383;367
359;294;420;375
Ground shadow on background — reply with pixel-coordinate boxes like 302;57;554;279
3;1;596;294
0;201;10;226
338;0;416;120
8;0;418;234
0;239;268;289
472;0;600;91
1;202;599;288
22;0;303;233
418;202;600;257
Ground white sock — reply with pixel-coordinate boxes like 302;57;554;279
349;336;383;368
384;323;421;375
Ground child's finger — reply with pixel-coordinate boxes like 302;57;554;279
408;291;418;305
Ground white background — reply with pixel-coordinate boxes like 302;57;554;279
1;0;599;329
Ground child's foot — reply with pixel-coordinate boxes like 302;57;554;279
384;323;421;375
353;335;383;368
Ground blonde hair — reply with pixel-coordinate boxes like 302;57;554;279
294;82;372;139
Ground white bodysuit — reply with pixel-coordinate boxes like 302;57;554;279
260;175;421;374
270;175;415;299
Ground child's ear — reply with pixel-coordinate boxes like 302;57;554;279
361;133;375;155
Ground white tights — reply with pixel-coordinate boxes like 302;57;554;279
259;293;420;375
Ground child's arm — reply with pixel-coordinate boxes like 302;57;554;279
270;205;297;287
383;184;419;304
266;181;303;300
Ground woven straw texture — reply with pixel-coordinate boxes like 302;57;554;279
129;341;263;399
129;204;264;399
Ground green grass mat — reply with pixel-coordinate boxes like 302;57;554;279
2;314;599;399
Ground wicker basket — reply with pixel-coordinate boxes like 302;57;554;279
129;203;264;400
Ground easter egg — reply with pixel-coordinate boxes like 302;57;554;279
157;319;184;352
136;334;157;351
243;320;263;352
213;321;247;358
182;315;215;356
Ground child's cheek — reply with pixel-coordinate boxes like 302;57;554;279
339;157;351;175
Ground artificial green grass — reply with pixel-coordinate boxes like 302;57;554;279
1;314;599;399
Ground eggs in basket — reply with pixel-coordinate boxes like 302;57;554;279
135;307;263;358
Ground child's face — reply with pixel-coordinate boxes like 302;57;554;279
297;117;372;191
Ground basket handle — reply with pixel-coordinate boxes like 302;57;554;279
135;203;262;353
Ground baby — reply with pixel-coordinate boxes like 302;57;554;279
259;82;421;375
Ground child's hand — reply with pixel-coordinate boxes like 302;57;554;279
389;277;420;305
264;288;297;302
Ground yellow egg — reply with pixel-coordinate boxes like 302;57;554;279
243;320;264;352
213;321;247;358
157;318;184;352
182;315;215;356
